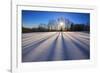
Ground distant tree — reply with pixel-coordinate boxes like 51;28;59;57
48;19;57;31
22;27;32;33
37;23;48;32
69;24;90;31
70;23;74;31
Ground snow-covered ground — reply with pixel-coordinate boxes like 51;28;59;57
22;32;90;62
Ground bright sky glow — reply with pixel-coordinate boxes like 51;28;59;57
60;22;64;26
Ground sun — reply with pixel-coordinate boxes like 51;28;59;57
59;22;64;27
58;21;65;31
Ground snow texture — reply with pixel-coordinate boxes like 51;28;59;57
22;32;90;62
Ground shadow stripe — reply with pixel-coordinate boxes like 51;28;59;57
66;32;89;48
46;32;60;61
22;32;56;48
63;32;90;59
22;32;57;60
61;32;70;60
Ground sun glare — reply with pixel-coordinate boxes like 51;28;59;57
60;22;64;27
58;21;65;31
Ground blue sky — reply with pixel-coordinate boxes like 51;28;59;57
22;10;90;28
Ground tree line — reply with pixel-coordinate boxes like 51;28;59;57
22;18;89;33
22;24;89;33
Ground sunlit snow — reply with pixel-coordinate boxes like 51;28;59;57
22;32;90;62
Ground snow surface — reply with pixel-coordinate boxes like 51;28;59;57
22;32;90;62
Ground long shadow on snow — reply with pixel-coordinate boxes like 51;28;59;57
22;32;56;48
46;32;60;61
64;33;90;59
61;32;71;60
67;32;90;47
22;32;57;60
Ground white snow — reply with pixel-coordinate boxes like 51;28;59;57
22;32;90;62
